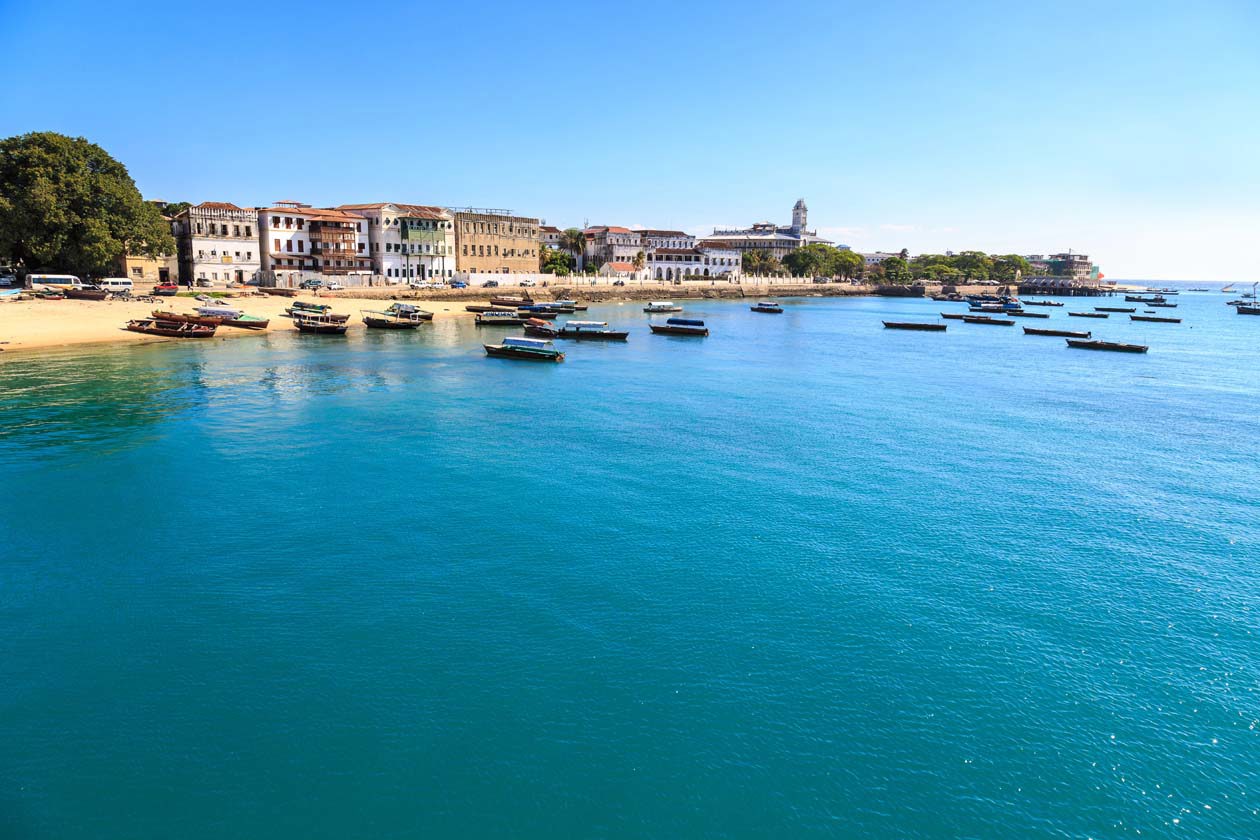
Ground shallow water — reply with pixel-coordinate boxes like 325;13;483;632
2;285;1258;838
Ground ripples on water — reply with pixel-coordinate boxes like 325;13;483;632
1;289;1258;838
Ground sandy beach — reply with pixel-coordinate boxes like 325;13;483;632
0;293;472;355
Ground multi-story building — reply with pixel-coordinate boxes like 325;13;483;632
258;202;371;282
339;203;455;281
647;243;742;281
117;252;179;284
637;229;694;252
703;199;838;261
583;225;643;268
540;225;563;250
453;209;541;274
861;252;900;266
172;202;262;285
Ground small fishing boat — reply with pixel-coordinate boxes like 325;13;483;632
517;308;557;320
152;283;180;296
1125;295;1166;304
125;318;217;338
195;305;243;320
476;311;525;326
1148;302;1178;308
484;336;564;362
1069;311;1109;318
222;314;269;330
151;310;224;326
1024;327;1091;338
557;320;629;340
293;314;349;334
1023;300;1064;307
521;304;572;315
362;310;422;329
1130;315;1181;323
65;286;109;301
649;317;708;336
1096;307;1135;313
961;315;1014;326
286;300;333;316
1236;305;1260;315
1004;311;1050;318
940;312;967;320
384;302;432;321
551;300;588;311
35;290;66;300
644;301;683;313
522;317;559;338
465;304;499;313
0;288;20;300
883;321;947;331
1188;288;1211;292
490;296;533;308
1221;284;1236;293
751;301;783;313
1066;339;1148;353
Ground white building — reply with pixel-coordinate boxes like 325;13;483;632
861;251;901;266
704;199;838;261
647;245;741;281
172;202;261;286
584;226;644;267
339;203;456;281
259;202;371;284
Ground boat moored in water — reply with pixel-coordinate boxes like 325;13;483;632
1130;315;1181;323
1066;339;1148;353
522;317;559;338
1096;307;1135;313
1069;311;1109;318
961;315;1015;326
644;301;683;313
476;311;525;326
484;336;564;361
293;314;349;334
883;321;947;331
751;301;784;313
126;318;218;338
649;317;708;336
362;310;422;329
1024;327;1091;338
1023;300;1064;307
557;320;629;340
1004;310;1050;318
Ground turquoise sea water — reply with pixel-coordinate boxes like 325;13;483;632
2;285;1258;838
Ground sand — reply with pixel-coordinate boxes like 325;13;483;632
0;294;473;355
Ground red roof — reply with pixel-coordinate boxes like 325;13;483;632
637;229;687;237
605;261;636;271
195;201;244;211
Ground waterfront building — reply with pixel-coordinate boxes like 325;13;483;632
861;252;900;266
598;261;648;281
583;225;644;268
453;209;541;274
117;252;178;284
540;225;563;249
171;202;262;285
646;243;741;281
258;202;372;282
703;199;839;261
339;203;456;281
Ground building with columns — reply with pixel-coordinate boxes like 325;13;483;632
702;199;839;261
339;203;456;281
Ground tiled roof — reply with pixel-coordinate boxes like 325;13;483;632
637;229;687;237
653;248;701;256
195;201;244;211
605;261;636;271
262;206;359;222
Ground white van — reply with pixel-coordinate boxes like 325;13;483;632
28;274;85;289
98;277;134;294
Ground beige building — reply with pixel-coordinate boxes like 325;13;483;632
118;252;179;284
453;209;541;274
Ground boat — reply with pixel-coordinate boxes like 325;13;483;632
152;283;180;296
520;304;571;315
517;308;557;320
1023;300;1064;307
1236;305;1260;315
293;314;349;334
489;296;533;308
1226;299;1247;306
222;314;269;330
751;301;784;313
483;336;564;362
1095;307;1135;313
65;286;109;301
1130;315;1181;323
557;320;629;340
125;318;217;338
883;321;947;331
0;288;21;299
465;304;498;313
1147;302;1178;308
287;301;332;316
1024;327;1091;338
940;312;967;320
384;302;432;321
961;315;1014;326
644;301;683;313
194;305;243;320
1188;288;1211;292
151;310;224;326
965;295;1022;310
1066;339;1148;353
476;311;525;326
649;317;708;336
1125;295;1166;304
522;317;559;338
1069;311;1109;318
35;290;65;300
1221;284;1236;292
362;310;422;329
1004;311;1049;318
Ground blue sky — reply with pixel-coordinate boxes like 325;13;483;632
1;0;1257;280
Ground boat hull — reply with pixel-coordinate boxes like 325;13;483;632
363;317;420;329
961;316;1014;325
125;319;217;338
483;344;563;361
1024;328;1091;338
1066;340;1148;353
883;321;946;331
649;325;708;336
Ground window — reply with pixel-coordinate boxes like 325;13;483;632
196;222;203;234
131;266;142;276
245;226;252;237
220;224;228;236
284;217;292;228
297;218;304;229
233;225;240;236
285;240;293;252
297;240;304;252
272;216;280;227
247;251;252;260
273;238;280;252
198;249;204;258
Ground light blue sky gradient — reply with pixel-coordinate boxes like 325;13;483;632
2;0;1257;279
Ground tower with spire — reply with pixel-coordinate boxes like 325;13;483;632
791;199;808;234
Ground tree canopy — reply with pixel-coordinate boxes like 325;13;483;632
540;245;574;275
0;132;174;276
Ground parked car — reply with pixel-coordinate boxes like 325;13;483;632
408;281;433;290
450;280;468;289
482;280;499;288
326;282;344;291
612;280;626;286
519;279;537;287
299;279;325;290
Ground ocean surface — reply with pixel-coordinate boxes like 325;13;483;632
2;283;1258;838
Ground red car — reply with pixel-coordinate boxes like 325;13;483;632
153;283;179;296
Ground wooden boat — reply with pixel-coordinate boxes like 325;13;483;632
1188;288;1211;292
152;284;180;296
1221;284;1236;293
649;317;708;336
293;314;349;334
883;321;947;331
522;317;559;338
961;315;1014;326
1069;311;1108;318
65;286;109;301
286;301;332;316
521;303;573;315
384;302;432;321
557;320;629;340
1024;327;1091;338
195;304;243;320
644;301;683;313
1125;295;1166;303
125;318;217;338
362;310;422;329
36;291;65;300
151;310;223;326
490;296;533;308
1004;311;1050;318
751;301;783;313
222;314;270;330
1023;300;1064;307
484;336;564;362
465;304;499;313
1066;339;1148;353
476;311;525;326
1148;302;1178;308
1236;305;1260;315
517;309;557;320
940;312;966;320
1095;307;1135;313
1130;315;1181;323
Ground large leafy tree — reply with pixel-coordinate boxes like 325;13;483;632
881;256;913;284
0;132;174;276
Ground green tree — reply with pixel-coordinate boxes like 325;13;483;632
632;250;645;275
990;254;1030;284
540;246;575;275
835;249;864;280
560;227;585;266
0;132;174;276
881;256;912;284
783;243;847;278
953;250;993;283
161;201;191;218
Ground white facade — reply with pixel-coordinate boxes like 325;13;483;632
340;203;456;281
647;246;741;281
259;203;372;283
174;202;262;285
705;198;838;260
584;226;644;267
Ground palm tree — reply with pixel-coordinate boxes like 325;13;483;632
632;250;645;279
561;228;585;269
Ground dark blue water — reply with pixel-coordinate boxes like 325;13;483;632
2;287;1258;838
